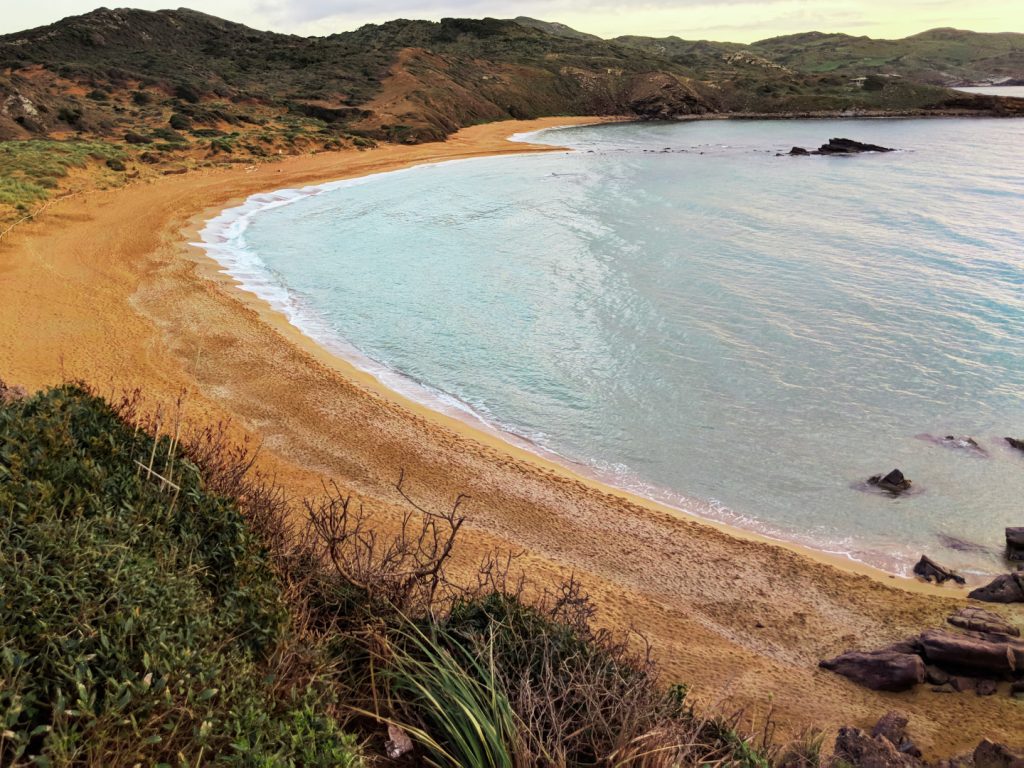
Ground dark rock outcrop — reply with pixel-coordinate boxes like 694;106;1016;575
948;606;1020;637
1006;527;1024;562
974;739;1024;768
969;572;1024;604
871;711;922;758
868;469;912;494
834;723;921;768
789;137;897;156
913;555;965;585
976;679;998;696
819;650;925;691
818;137;895;154
919;628;1021;676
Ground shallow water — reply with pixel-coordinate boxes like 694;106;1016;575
199;117;1024;576
955;85;1024;98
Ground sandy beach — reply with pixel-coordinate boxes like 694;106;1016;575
2;116;1021;752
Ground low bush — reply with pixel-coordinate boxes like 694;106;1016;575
0;385;362;766
0;140;125;212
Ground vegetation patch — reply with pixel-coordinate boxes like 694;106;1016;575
0;140;124;212
0;382;829;765
0;385;361;766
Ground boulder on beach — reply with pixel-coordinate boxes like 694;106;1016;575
969;572;1024;604
948;606;1021;637
819;650;925;691
913;555;965;585
834;720;921;768
918;628;1021;676
868;468;912;494
1006;527;1024;562
974;739;1024;768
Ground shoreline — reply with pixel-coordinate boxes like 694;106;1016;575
3;115;1021;750
189;122;938;581
188;121;931;585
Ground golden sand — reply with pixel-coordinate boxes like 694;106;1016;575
2;117;1021;752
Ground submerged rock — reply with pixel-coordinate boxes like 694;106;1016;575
819;650;925;691
936;533;993;555
948;606;1020;637
868;468;912;494
913;555;965;585
969;572;1024;604
1005;437;1024;453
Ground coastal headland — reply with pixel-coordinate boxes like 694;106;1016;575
1;116;1021;752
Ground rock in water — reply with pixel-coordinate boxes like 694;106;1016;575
818;137;896;154
913;555;965;585
1005;436;1024;453
1006;527;1024;561
948;606;1021;637
786;138;897;157
819;650;925;691
868;468;912;494
919;628;1021;676
968;572;1024;603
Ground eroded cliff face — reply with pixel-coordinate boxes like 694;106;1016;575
348;48;720;143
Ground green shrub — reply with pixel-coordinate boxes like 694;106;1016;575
169;112;192;131
379;622;522;768
0;140;125;211
0;386;361;766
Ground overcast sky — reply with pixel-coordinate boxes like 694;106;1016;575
3;1;1022;42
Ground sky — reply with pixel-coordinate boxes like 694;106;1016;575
2;0;1022;42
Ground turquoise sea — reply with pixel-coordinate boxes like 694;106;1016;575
199;114;1024;577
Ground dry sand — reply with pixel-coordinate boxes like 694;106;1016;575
2;116;1021;753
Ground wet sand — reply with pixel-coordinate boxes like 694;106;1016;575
2;116;1021;752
